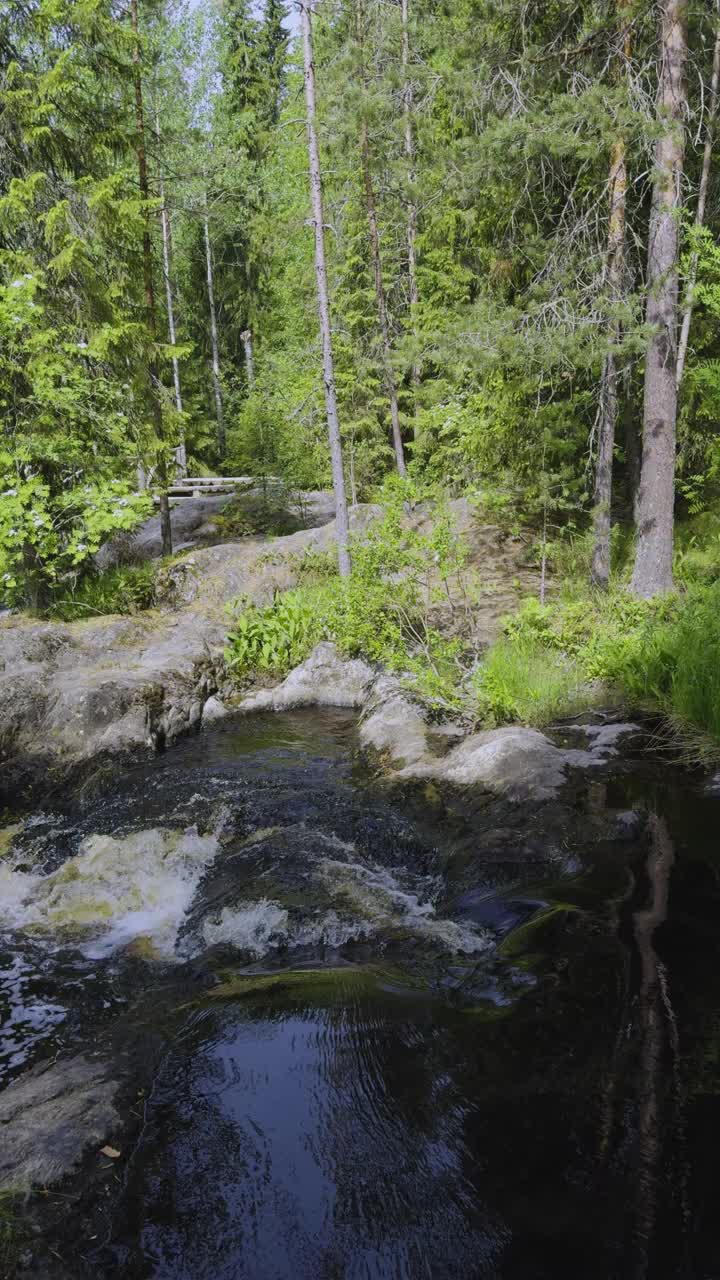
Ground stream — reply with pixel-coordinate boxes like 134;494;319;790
2;708;720;1279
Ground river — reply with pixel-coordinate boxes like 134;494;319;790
1;709;719;1279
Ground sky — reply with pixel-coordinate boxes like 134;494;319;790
186;0;300;32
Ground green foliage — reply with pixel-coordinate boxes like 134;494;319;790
225;491;469;705
472;636;594;728
477;580;720;758
0;469;152;607
214;489;303;539
47;563;157;621
224;587;323;677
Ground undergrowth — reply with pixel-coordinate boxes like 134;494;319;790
46;563;157;620
225;492;471;707
224;486;720;755
485;584;720;758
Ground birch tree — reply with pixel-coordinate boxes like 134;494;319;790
590;10;631;590
675;0;720;391
130;0;172;557
299;0;351;577
203;187;226;459
355;0;406;478
155;106;186;477
401;0;420;430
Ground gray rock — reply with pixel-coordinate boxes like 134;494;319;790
202;695;229;724
240;642;375;712
95;495;234;569
0;1055;119;1191
414;726;568;802
563;722;642;769
1;508;380;781
358;677;431;769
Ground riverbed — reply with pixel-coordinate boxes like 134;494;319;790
1;709;719;1279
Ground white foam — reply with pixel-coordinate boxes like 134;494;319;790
202;899;289;956
0;827;219;959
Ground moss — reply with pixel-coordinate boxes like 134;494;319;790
0;822;23;859
498;903;580;960
0;1191;25;1273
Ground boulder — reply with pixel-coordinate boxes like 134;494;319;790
358;676;432;769
95;495;234;569
0;1055;119;1190
202;695;229;724
239;642;376;712
430;726;568;802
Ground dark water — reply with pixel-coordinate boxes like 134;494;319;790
3;711;720;1279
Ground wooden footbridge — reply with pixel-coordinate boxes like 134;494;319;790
153;476;254;505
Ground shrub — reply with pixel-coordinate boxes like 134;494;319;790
225;487;472;706
47;563;157;620
214;490;303;539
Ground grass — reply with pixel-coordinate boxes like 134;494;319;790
471;638;598;728
477;580;720;761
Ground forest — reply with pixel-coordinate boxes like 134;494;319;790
6;6;720;1275
3;0;720;748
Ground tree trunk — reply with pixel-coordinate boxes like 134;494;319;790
591;132;628;589
356;0;406;478
155;106;186;478
299;0;351;577
401;0;420;437
203;188;226;459
630;0;687;598
675;0;720;391
130;0;172;558
241;329;256;390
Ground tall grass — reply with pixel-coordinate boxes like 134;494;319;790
479;582;720;759
472;638;597;728
614;585;720;757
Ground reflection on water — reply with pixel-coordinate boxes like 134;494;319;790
632;815;676;1280
107;996;508;1279
3;711;720;1278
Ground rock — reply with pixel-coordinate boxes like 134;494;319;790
358;677;431;769
563;722;642;769
0;1055;119;1190
0;508;380;787
239;643;376;712
421;726;568;802
202;695;229;724
95;495;235;569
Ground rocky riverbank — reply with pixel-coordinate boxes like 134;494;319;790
0;494;542;801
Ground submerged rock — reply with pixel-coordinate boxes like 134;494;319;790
0;1054;119;1190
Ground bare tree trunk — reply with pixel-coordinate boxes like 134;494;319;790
203;188;225;459
401;0;420;438
241;329;256;390
130;0;172;558
299;0;351;577
356;0;406;478
155;107;186;478
676;0;720;390
630;0;687;599
591;138;628;587
592;10;631;589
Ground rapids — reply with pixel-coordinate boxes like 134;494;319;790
1;708;720;1280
